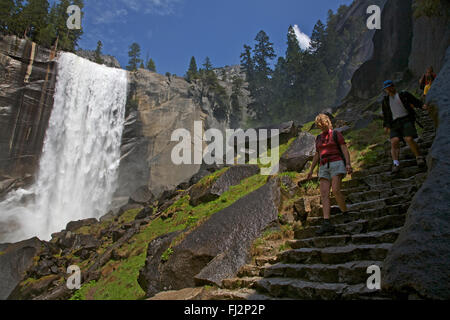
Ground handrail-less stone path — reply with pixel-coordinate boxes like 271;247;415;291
210;111;435;300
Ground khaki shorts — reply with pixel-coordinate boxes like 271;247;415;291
319;160;347;181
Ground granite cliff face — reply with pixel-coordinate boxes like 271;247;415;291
348;0;414;100
0;34;57;179
407;0;450;77
117;69;249;197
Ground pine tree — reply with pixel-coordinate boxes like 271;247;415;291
230;75;244;128
186;56;198;82
19;0;49;40
249;30;276;123
240;44;254;82
253;30;276;76
203;56;213;71
126;42;142;71
0;0;16;33
94;40;103;64
146;58;156;72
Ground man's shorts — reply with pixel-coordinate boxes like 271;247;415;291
319;160;347;181
390;117;418;140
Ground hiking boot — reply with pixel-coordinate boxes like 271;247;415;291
416;156;426;168
330;205;347;215
316;219;335;236
391;164;400;175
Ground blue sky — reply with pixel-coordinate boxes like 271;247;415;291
71;0;354;75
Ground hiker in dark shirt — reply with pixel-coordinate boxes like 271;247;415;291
381;80;428;174
307;114;352;235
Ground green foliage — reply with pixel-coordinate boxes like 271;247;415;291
241;5;367;126
0;0;84;51
160;247;173;262
146;58;156;72
413;0;450;18
126;42;142;71
186;56;199;82
94;40;103;64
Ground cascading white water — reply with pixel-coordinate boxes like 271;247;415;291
0;52;128;242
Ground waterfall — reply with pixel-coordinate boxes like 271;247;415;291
0;52;128;242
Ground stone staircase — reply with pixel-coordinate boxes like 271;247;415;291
214;111;435;300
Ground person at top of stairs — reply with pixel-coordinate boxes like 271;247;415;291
307;113;353;236
381;80;429;174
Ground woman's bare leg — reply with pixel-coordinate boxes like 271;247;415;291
332;174;347;213
320;178;331;219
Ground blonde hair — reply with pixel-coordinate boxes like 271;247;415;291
315;114;333;130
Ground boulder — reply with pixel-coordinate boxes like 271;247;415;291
279;132;316;173
129;186;155;205
65;218;98;232
0;237;43;300
189;165;259;206
382;47;450;299
138;178;280;297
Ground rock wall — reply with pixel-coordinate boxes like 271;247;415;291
407;1;450;77
382;46;450;299
334;0;388;102
348;0;414;100
0;34;57;178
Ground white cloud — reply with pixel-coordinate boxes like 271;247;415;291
293;24;311;50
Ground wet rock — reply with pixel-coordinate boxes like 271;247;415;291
138;178;280;297
279;132;316;173
0;237;43;300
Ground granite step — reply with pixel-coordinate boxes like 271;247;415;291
278;243;392;265
256;277;385;300
263;260;383;285
288;228;402;249
294;214;406;239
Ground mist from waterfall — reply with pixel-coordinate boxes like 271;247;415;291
0;52;128;242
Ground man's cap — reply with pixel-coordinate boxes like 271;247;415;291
383;80;394;90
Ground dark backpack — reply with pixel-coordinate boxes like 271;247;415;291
316;130;346;166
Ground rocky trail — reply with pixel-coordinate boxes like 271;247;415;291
200;111;436;300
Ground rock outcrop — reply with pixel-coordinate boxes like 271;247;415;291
382;47;450;299
0;237;43;299
75;49;121;69
116;68;249;197
348;0;414;100
0;34;57;178
189;165;259;206
138;178;280;297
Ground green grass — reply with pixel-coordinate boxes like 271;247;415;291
161;248;173;262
